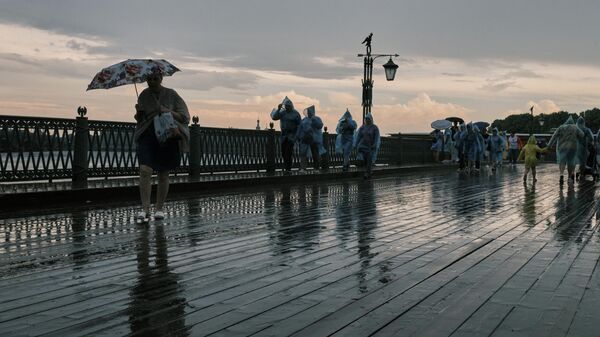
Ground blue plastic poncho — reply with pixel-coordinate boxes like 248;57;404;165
474;125;485;162
270;96;302;142
430;130;443;152
335;109;357;155
464;123;482;162
354;113;381;162
296;105;326;158
548;116;584;166
596;130;600;163
443;128;453;154
488;128;506;162
454;124;466;157
576;116;594;167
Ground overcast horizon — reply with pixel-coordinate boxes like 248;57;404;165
1;0;600;134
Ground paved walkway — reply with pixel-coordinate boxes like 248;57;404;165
1;165;600;336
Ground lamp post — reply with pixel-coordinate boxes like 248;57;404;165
539;115;545;133
358;33;399;124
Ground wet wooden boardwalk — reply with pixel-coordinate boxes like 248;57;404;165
1;165;600;337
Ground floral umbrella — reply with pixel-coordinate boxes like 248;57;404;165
86;59;180;96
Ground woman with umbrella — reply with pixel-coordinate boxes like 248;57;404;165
88;59;188;221
134;68;190;220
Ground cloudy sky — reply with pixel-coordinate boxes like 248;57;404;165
1;0;599;134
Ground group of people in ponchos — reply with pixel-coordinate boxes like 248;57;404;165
271;96;380;179
430;116;600;184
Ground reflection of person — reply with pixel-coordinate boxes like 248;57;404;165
70;210;89;269
354;113;380;179
129;225;188;335
271;97;302;173
522;183;537;227
270;185;322;255
548;116;584;184
518;135;547;182
355;181;378;293
335;110;358;172
296;105;325;172
134;69;190;220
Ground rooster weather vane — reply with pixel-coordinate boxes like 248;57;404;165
362;33;373;54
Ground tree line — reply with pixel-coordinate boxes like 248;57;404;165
490;108;600;134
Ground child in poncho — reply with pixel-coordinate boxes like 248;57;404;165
518;135;547;182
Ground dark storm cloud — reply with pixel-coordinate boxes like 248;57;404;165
1;0;599;76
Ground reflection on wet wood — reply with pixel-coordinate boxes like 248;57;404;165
1;165;599;336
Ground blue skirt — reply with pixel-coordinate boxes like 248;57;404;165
137;124;181;172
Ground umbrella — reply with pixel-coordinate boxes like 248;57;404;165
86;59;180;97
445;117;464;124
431;119;452;130
474;121;490;130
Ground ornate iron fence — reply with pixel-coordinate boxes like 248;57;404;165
0;116;75;181
1;115;435;182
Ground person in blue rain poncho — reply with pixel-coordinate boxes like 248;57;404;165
576;116;594;176
454;123;467;171
271;96;302;172
443;127;454;163
335;109;357;172
596;130;600;170
296;105;326;172
464;123;483;172
475;125;485;170
430;129;443;162
354;113;380;179
488;128;506;171
548;116;584;184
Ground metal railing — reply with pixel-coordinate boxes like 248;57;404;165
0;114;436;182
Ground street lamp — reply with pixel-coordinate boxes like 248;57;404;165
358;33;399;123
383;57;399;81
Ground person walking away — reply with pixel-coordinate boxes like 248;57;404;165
271;96;302;173
443;127;453;163
548;116;584;184
595;130;600;171
296;105;325;172
335;109;357;172
481;127;490;166
488;128;506;172
518;135;547;182
354;113;380;179
508;132;520;166
430;129;443;162
576;116;594;178
449;126;459;163
134;69;190;221
454;123;467;171
471;124;484;172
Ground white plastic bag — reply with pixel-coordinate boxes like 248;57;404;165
153;112;180;143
